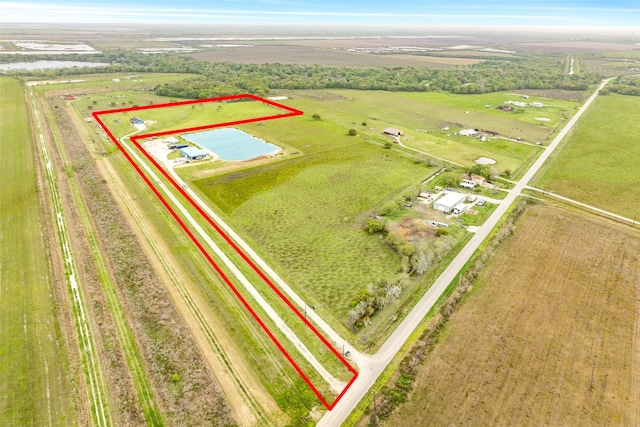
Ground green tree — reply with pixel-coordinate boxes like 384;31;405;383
365;219;385;234
312;113;321;120
441;172;461;188
348;128;357;136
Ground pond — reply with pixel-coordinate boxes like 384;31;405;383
0;60;109;72
182;128;280;161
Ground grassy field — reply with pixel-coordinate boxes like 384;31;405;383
536;94;640;217
281;90;553;176
191;113;435;326
0;77;75;424
383;204;640;426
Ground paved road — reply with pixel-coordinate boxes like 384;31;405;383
318;77;615;426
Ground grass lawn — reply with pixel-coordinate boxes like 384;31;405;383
536;94;640;217
0;77;75;425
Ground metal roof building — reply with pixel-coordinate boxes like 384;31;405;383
180;147;208;161
433;192;466;214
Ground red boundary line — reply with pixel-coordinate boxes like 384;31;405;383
93;94;357;410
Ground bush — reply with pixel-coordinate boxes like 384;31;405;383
348;128;358;136
435;228;450;236
365;219;386;234
312;113;321;120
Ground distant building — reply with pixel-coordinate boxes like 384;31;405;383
168;143;188;150
433;192;466;214
165;136;179;144
460;179;477;189
530;102;544;108
63;95;76;100
180;147;208;161
383;128;403;137
130;117;144;125
459;129;478;137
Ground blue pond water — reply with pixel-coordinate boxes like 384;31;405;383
182;128;280;161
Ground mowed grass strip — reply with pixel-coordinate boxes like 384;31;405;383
0;77;75;425
383;204;640;426
537;93;640;217
194;115;434;323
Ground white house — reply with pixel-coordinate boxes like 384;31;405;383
459;179;477;189
459;129;477;137
433;192;466;214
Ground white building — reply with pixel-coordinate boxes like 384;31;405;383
433;192;466;214
453;203;468;214
530;102;544;108
459;179;477;189
459;129;478;137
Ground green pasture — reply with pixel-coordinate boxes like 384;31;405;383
294;89;578;142
192;115;435;323
29;72;196;92
88;98;287;139
536;93;640;217
282;91;548;176
0;77;75;425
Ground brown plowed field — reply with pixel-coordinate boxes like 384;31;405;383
386;204;640;426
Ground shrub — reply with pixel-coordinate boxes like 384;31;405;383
348;128;358;136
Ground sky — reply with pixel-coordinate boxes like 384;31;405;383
0;0;639;27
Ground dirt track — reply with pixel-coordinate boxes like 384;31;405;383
385;204;640;426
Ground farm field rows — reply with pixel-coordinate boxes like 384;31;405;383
383;204;640;426
536;93;640;217
0;77;76;425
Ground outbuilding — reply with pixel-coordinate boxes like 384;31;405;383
180;147;208;161
383;128;403;137
453;203;468;215
433;192;466;214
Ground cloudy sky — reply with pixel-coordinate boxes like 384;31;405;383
0;0;638;27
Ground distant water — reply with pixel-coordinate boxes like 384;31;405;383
0;60;109;72
183;128;280;161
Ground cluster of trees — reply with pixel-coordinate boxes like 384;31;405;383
602;76;640;96
349;213;456;329
7;49;600;96
155;57;600;98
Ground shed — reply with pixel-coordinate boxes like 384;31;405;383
165;136;179;144
383;128;403;137
433;192;466;214
180;147;208;161
453;203;468;214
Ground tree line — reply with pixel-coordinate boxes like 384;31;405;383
4;49;604;95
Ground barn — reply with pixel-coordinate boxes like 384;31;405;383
180;147;208;161
433;192;466;214
383;128;403;137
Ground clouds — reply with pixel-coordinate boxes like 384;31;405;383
0;0;637;25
